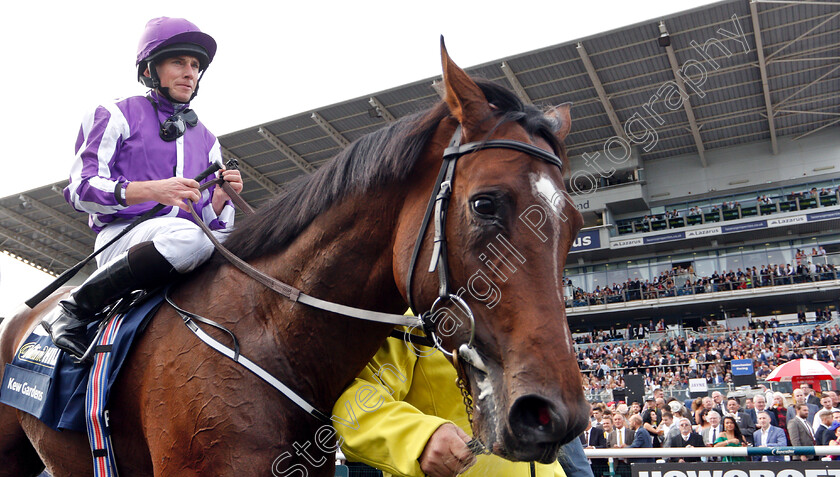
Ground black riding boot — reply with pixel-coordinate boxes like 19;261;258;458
42;242;174;359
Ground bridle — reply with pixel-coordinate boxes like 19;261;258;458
170;119;566;423
405;123;565;368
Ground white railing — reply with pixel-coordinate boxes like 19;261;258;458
585;446;836;459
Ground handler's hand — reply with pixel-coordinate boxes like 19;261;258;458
418;423;476;477
126;177;200;212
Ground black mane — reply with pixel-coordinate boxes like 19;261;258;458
221;80;566;261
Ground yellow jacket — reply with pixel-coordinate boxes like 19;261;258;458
331;335;565;477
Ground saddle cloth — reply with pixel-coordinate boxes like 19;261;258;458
0;292;165;431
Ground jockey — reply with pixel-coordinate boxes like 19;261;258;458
42;17;243;359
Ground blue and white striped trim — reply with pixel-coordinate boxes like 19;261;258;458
84;314;124;477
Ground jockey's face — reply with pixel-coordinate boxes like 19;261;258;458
148;55;200;103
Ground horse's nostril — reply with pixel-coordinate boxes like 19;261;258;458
510;395;561;437
507;395;588;461
537;405;551;426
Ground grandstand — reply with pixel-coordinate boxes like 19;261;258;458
0;0;838;394
556;0;840;344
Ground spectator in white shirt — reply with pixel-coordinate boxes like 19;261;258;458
754;411;787;462
702;411;723;446
812;396;839;431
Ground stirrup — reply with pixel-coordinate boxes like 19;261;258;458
74;295;132;364
74;322;108;365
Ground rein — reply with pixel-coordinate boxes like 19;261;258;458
191;180;421;328
24;160;225;309
168;176;421;423
169;124;565;425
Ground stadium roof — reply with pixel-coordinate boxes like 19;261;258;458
2;0;838;275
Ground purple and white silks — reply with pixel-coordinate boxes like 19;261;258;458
65;91;234;272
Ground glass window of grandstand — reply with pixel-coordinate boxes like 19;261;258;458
581;211;604;228
724;251;742;272
766;246;792;268
627;263;649;282
588;269;607;293
652;253;675;271
613;179;840;236
694;258;718;278
743;250;766;271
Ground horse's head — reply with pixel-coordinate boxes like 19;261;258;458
396;39;588;463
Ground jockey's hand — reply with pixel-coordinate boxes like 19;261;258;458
419;423;477;477
211;168;243;213
126;177;200;212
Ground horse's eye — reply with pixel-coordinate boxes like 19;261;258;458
472;197;497;216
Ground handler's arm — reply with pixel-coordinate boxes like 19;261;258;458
332;339;454;477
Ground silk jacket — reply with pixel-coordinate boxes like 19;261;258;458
66;91;233;233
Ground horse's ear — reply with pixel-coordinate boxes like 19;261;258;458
440;36;492;139
545;102;573;142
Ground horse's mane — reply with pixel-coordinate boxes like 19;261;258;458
221;80;567;261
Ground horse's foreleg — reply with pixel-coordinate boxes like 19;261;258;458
19;414;94;477
0;405;45;477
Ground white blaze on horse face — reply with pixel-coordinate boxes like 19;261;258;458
526;172;566;292
520;172;571;245
531;172;567;220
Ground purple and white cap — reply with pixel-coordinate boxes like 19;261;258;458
136;17;217;87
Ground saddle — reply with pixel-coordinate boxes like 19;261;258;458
0;290;165;431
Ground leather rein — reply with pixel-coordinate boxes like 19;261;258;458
167;125;565;422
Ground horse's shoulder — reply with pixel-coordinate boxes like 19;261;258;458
0;288;70;365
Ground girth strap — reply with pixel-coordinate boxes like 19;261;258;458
85;313;125;477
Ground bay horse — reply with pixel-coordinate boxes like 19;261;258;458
0;41;588;476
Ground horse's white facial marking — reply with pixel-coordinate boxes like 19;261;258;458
531;173;566;222
528;172;564;295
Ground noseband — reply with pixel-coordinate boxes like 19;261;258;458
405;124;564;368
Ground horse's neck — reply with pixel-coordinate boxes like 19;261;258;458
196;188;408;414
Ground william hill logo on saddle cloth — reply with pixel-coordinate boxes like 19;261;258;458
17;341;61;369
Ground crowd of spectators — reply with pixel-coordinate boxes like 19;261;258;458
567;253;836;308
575;319;668;344
574;309;834;346
581;385;840;475
578;320;840;396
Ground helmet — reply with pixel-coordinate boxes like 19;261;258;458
136;17;217;100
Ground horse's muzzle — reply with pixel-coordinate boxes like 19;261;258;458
505;394;589;463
